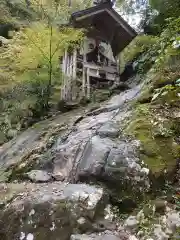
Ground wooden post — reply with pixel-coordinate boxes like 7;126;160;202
69;54;73;101
66;53;70;101
87;67;90;99
68;54;71;101
64;49;68;74
115;56;120;84
82;52;86;97
67;53;69;76
72;49;77;100
116;56;120;83
61;50;66;100
72;49;77;80
70;54;73;77
63;49;68;100
61;53;64;100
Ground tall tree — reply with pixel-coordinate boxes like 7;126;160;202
149;0;180;33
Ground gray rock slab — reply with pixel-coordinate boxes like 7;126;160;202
77;136;114;179
0;129;42;169
77;111;117;131
26;170;52;182
0;183;107;240
97;121;120;138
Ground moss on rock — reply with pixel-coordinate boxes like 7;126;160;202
152;86;180;107
125;98;180;177
137;88;153;103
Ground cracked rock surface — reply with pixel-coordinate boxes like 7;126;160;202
1;78;178;240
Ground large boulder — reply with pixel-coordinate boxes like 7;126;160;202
52;133;149;195
0;113;83;181
0;183;108;240
0;84;150;197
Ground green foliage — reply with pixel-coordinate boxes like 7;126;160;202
149;0;180;34
16;23;83;69
120;34;159;73
128;16;180;177
144;18;180;90
0;0;38;24
121;35;158;64
121;15;180;76
19;24;84;106
0;0;85;145
153;17;180;71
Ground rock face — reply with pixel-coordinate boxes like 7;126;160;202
0;82;149;193
0;75;180;239
0;183;107;240
26;170;52;182
0;78;153;239
50;84;149;193
97;121;120;138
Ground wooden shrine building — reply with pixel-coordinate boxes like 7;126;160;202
61;1;137;101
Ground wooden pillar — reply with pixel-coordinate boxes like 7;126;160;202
64;49;68;74
62;49;68;100
72;49;77;80
72;49;77;100
70;54;73;77
61;54;64;100
67;53;70;76
65;53;70;101
69;54;73;101
82;53;86;97
87;67;90;99
61;48;78;101
116;56;120;84
61;50;67;100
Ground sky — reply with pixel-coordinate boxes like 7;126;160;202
114;0;145;32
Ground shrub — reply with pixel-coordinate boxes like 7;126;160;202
120;34;159;73
0;21;84;145
153;17;180;71
120;35;159;65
